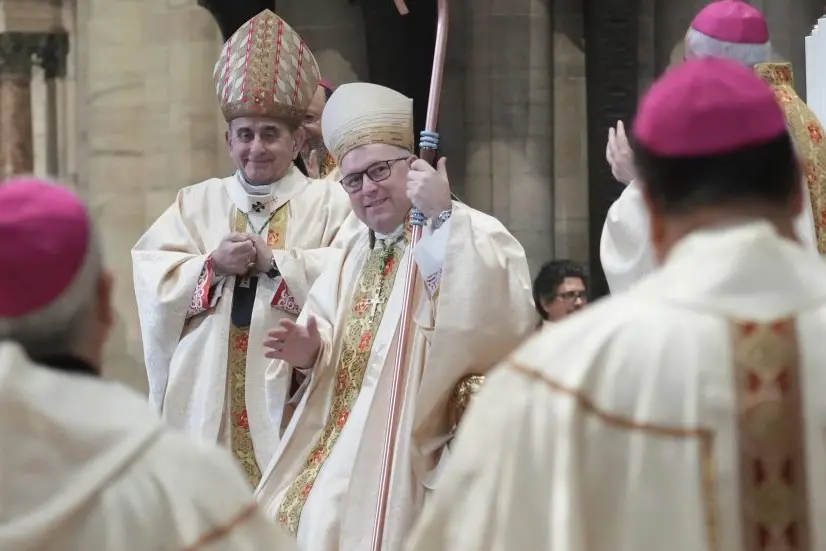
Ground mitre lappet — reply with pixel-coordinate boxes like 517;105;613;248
213;9;321;124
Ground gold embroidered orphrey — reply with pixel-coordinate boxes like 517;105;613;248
756;62;826;254
276;236;405;534
731;318;811;550
227;204;289;487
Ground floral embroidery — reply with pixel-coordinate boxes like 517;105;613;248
272;278;301;315
354;297;369;316
383;255;396;276
730;319;810;550
276;236;406;534
226;204;290;488
336;409;350;428
233;333;249;351
186;256;215;318
775;89;793;105
235;409;250;430
358;333;373;351
336;370;349;392
756;62;826;254
808;122;823;142
424;268;442;297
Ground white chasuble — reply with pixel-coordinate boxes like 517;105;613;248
408;221;826;551
132;165;355;486
255;202;536;551
0;342;299;551
600;179;819;294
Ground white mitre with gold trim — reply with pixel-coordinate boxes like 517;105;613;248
213;10;320;123
322;82;414;165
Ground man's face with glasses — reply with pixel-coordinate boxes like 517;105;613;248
339;143;414;234
542;277;588;321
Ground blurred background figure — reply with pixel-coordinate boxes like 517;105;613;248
301;78;339;179
532;259;589;323
0;177;296;551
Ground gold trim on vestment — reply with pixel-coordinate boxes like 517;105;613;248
276;236;406;534
227;204;289;487
756;62;826;254
730;318;811;550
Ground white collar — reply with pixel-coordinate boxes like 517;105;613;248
637;220;826;319
223;164;308;214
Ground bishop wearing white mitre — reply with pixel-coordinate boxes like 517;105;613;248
254;82;537;550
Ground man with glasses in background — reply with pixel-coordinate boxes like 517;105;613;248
532;259;588;323
253;81;536;550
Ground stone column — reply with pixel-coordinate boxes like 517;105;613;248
34;31;69;177
0;32;38;179
461;0;555;274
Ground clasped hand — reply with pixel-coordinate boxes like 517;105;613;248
406;157;452;219
210;232;273;276
264;316;322;368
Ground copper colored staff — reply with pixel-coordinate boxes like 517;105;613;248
369;0;449;549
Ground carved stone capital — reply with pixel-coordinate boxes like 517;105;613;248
33;31;69;79
0;32;42;77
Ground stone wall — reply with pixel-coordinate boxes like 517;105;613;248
42;0;573;391
34;0;820;393
63;0;227;390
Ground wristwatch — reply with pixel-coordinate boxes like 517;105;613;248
432;208;453;230
265;256;280;279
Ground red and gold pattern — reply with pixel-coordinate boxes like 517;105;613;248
731;318;810;550
213;10;320;123
321;151;337;178
187;256;215;318
276;236;406;534
756;62;826;254
227;204;289;487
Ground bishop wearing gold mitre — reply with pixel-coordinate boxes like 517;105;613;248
131;10;356;488
601;0;826;294
253;82;537;550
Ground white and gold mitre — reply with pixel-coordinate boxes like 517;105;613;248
322;82;414;164
213;10;320;123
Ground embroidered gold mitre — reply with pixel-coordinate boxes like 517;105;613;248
321;82;414;165
213;10;320;123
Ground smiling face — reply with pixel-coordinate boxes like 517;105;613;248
226;116;305;185
339;143;413;234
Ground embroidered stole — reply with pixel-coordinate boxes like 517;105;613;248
276;236;405;533
227;204;289;487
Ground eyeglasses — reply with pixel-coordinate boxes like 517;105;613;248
339;157;409;194
556;291;587;302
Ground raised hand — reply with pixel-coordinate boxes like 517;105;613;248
211;233;256;276
406;157;452;219
606;120;638;185
263;316;322;367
